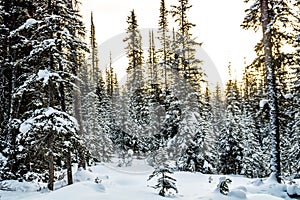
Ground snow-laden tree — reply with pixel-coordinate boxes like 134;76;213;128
96;91;114;162
170;0;204;92
12;69;84;190
148;147;178;197
174;86;214;173
218;76;244;175
124;9;144;90
240;103;267;178
0;0;38;178
242;0;299;182
18;106;81;189
287;24;300;177
210;83;224;169
157;0;172;91
111;90;137;161
0;0;87;189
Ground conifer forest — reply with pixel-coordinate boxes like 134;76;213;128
0;0;299;197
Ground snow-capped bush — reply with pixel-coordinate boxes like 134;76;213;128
216;177;232;195
147;166;178;197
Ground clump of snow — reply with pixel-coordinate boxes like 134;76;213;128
284;93;293;99
19;118;34;134
73;168;97;182
287;184;300;196
10;18;38;36
37;69;60;85
23;19;37;28
37;69;51;84
0;152;7;166
259;99;269;108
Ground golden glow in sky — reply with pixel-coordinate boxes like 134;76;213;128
80;0;260;86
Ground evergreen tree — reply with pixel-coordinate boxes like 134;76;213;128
287;24;300;176
240;103;267;178
242;0;298;182
0;0;87;189
170;0;203;91
148;149;178;197
124;10;144;89
157;0;172;91
218;65;244;174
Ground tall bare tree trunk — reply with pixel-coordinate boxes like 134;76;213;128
260;0;281;182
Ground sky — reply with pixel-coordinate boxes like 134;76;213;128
80;0;260;87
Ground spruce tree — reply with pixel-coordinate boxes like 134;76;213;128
218;65;244;174
157;0;172;92
242;0;298;182
170;0;203;91
0;0;87;189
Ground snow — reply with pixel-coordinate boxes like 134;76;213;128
19;107;78;136
10;18;38;36
287;185;300;196
284;93;293;99
0;159;299;200
37;69;61;86
259;99;269;108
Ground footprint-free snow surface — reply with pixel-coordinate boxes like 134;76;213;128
0;159;299;200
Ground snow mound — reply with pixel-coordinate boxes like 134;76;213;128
247;174;291;199
39;182;105;200
251;178;263;186
0;180;42;192
228;189;247;199
287;184;300;197
73;168;96;182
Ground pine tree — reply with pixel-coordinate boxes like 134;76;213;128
242;0;298;182
218;65;244;175
96;78;114;162
240;102;267;178
241;61;269;178
0;0;37;179
124;10;144;89
170;0;203;91
148;163;178;197
89;11;99;84
288;22;300;176
211;83;225;171
112;90;138;163
0;0;87;189
106;52;117;98
157;0;172;92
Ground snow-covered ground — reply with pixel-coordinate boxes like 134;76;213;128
0;159;299;200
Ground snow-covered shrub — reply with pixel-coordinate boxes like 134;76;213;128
287;184;300;198
117;149;134;167
216;177;232;195
147;166;178;197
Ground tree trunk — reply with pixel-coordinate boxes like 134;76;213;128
66;151;73;185
260;0;281;182
48;132;54;191
78;147;86;170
